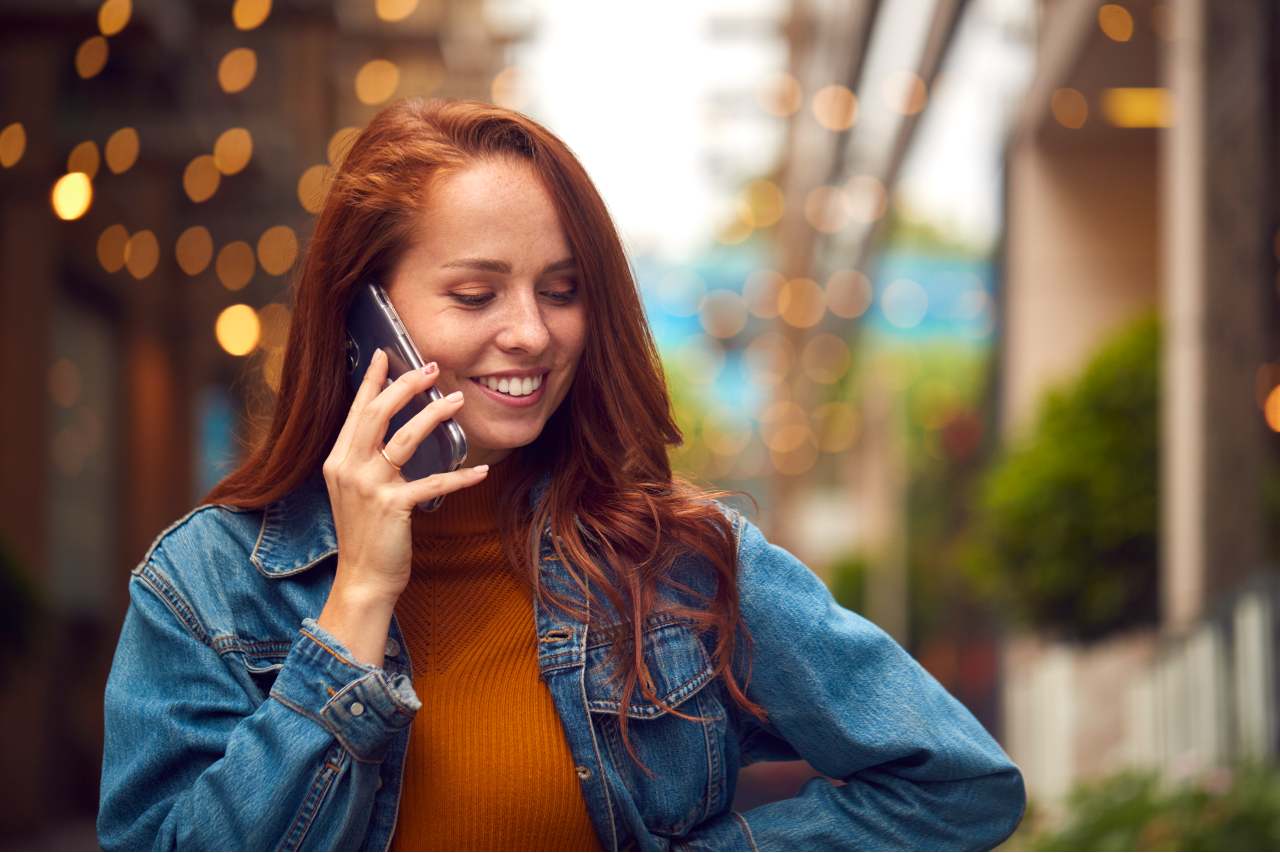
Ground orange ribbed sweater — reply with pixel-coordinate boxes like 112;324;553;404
389;459;602;852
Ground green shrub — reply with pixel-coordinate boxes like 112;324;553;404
1011;766;1280;851
965;312;1160;641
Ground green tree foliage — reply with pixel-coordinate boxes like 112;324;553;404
965;312;1160;641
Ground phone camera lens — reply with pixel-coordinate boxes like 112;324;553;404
345;334;359;374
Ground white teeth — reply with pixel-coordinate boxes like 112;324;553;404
476;373;544;396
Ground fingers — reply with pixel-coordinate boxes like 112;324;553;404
352;358;441;454
397;464;490;506
382;388;465;466
332;347;389;459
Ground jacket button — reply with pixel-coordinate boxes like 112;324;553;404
575;765;592;780
385;638;400;659
350;701;365;717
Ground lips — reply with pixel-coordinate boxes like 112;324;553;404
468;372;548;408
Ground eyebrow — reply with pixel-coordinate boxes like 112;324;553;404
440;257;577;275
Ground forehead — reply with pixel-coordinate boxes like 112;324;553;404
408;158;570;261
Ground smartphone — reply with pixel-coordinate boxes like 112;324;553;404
345;281;468;511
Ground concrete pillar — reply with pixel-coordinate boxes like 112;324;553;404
1161;0;1269;631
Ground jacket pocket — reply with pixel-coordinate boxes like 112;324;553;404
583;618;729;837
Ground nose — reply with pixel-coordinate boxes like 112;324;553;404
495;288;551;355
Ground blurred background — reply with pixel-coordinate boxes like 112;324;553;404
2;0;1279;848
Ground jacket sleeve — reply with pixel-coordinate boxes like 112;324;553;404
97;562;419;851
675;515;1025;852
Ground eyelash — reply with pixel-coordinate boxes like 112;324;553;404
450;288;578;308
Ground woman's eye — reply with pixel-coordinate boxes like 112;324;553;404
543;288;577;304
450;292;494;307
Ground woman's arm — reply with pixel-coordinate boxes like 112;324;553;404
675;514;1025;852
97;563;419;851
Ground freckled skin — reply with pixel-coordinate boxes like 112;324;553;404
386;159;587;468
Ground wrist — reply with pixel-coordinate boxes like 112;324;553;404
317;577;398;667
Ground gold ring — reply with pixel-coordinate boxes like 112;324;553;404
378;445;402;473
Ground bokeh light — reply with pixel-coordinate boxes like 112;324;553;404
0;123;26;168
355;59;400;105
1265;385;1280;432
327;126;362;167
75;36;109;79
232;0;272;31
882;70;927;115
104;127;139;173
67;141;100;180
699;290;749;339
804;185;853;233
98;0;131;37
51;172;93;220
213;128;253;175
297;164;332;213
1099;4;1134;42
256;225;298;276
215;304;260;356
376;0;419;22
1051;87;1088;129
741;179;784;229
184;154;221;202
1102;88;1172;128
218;48;258;94
826;269;873;318
811;84;858;131
881;278;929;328
216;241;256;291
123;229;159;279
97;224;129;273
778;277;826;328
800;333;852;384
175;226;214;276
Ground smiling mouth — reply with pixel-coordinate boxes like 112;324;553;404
469;372;546;398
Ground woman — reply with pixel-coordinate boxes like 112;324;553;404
98;97;1025;851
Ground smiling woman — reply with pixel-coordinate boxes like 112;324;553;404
97;98;1025;852
384;159;587;462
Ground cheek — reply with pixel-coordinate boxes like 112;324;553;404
551;307;588;366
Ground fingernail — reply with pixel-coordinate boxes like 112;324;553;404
446;390;463;402
422;361;437;373
474;464;489;473
374;347;385;362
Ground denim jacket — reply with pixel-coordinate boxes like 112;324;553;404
98;470;1025;851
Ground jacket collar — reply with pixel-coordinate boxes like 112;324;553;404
250;468;554;578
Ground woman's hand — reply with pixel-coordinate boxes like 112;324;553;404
317;347;488;665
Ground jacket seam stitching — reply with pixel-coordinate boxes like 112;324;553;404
300;627;366;671
280;746;342;851
732;811;758;851
134;564;212;646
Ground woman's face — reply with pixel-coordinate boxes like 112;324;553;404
385;158;587;468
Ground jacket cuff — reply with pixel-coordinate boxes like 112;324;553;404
269;618;421;763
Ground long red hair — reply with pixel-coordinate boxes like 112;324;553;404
204;97;767;769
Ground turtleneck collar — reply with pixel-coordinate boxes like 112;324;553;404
410;455;521;541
